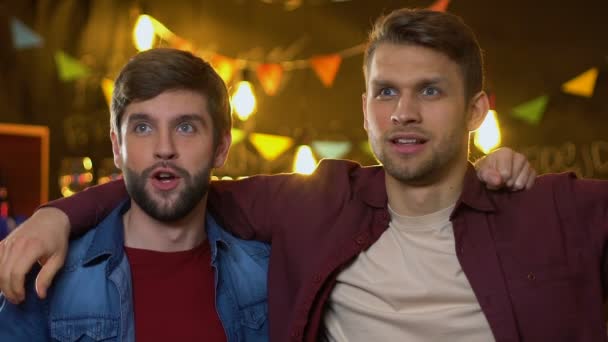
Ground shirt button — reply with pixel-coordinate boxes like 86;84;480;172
355;236;366;245
527;273;535;281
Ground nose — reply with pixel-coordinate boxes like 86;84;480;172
154;129;178;161
391;95;421;126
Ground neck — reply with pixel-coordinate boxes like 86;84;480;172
386;155;469;217
123;196;208;252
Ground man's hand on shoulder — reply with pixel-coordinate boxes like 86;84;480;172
0;207;70;304
475;147;537;191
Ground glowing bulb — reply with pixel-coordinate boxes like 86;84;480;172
293;145;317;175
133;15;156;51
231;81;256;121
82;157;93;170
474;110;501;154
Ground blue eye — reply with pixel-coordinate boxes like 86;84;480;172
377;88;397;98
421;86;440;97
177;123;195;134
133;123;151;134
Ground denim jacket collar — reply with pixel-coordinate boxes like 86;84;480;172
82;199;129;271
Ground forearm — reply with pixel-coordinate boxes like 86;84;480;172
41;179;128;236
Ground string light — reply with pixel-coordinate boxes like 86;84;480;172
474;110;501;154
133;15;156;51
293;145;317;175
231;80;257;121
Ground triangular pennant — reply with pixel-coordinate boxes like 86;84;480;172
101;78;114;107
561;68;599;98
310;54;342;87
428;0;451;12
249;133;294;161
231;128;246;145
511;95;549;125
360;140;374;158
256;64;284;96
10;18;43;49
211;54;237;83
311;141;352;159
54;51;91;81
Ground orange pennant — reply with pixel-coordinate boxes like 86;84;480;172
428;0;451;12
211;54;237;83
256;64;284;96
310;54;342;88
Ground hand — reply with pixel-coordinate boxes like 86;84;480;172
475;147;537;191
0;207;70;304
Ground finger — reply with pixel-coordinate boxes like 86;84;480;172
5;238;45;303
525;169;537;189
35;253;65;299
509;154;527;187
495;150;514;186
0;239;18;303
479;168;502;189
511;164;531;191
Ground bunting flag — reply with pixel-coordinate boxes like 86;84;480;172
311;141;352;159
10;18;43;49
511;95;549;125
428;0;451;12
310;54;342;87
561;68;599;98
231;128;246;145
360;140;374;158
54;51;91;81
256;64;284;96
101;78;114;107
249;132;294;161
211;55;237;83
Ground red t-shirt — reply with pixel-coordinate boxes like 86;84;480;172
124;242;226;342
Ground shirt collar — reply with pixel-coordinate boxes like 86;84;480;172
453;163;497;215
354;165;388;208
355;163;496;214
205;213;230;263
83;199;130;269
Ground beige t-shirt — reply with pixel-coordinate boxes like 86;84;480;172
323;204;495;342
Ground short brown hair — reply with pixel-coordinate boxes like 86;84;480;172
111;48;231;144
364;8;485;100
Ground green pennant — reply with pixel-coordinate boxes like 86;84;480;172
311;141;351;159
54;50;91;81
511;95;549;125
231;128;246;145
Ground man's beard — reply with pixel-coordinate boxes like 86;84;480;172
371;127;466;184
124;162;211;222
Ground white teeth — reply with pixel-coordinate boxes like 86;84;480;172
396;138;418;144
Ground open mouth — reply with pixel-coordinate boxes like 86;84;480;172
391;137;428;145
151;170;180;183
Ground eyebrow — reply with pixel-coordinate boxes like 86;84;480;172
370;76;448;88
126;113;207;127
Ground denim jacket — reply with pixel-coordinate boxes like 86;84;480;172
0;201;270;341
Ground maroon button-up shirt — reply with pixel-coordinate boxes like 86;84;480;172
54;159;608;341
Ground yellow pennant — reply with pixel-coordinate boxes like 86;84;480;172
249;133;293;161
561;67;599;98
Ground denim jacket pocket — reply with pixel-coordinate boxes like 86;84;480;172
240;302;268;330
50;317;119;342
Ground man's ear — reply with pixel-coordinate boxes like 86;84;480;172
212;131;232;168
110;130;123;170
362;92;369;132
467;91;490;132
